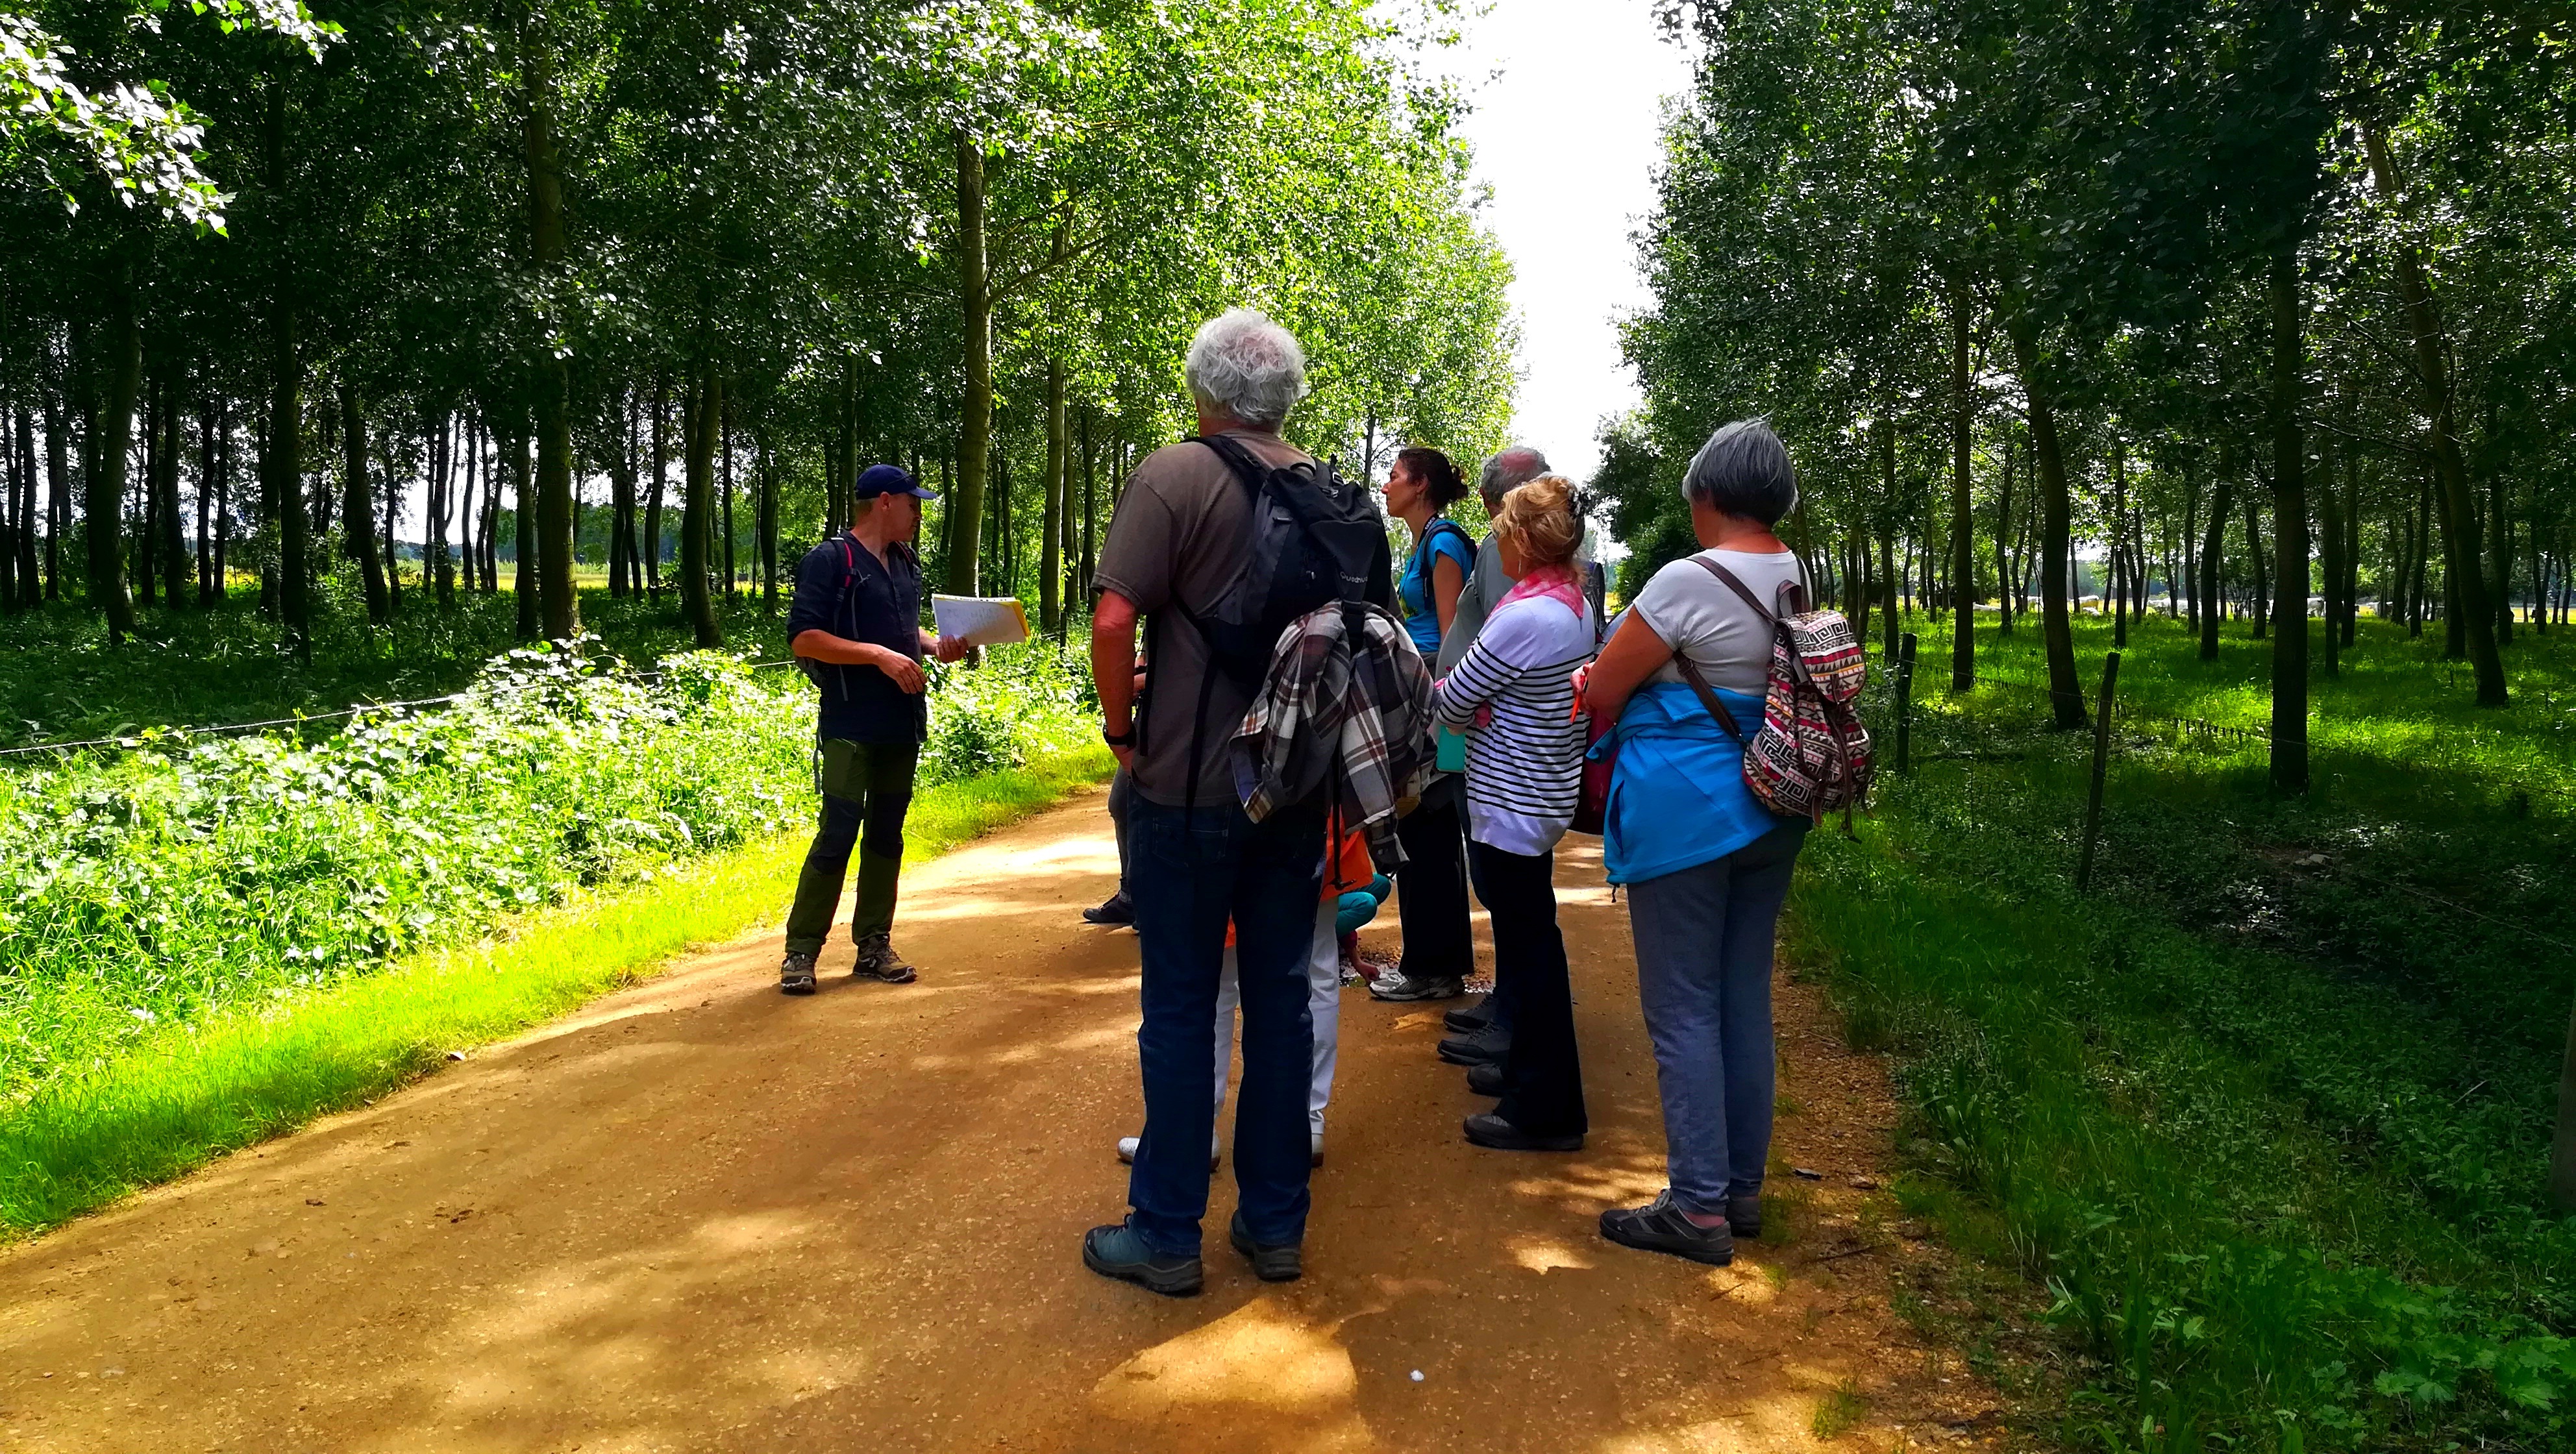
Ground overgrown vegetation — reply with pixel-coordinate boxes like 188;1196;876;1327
1794;612;2576;1453
0;635;1095;1107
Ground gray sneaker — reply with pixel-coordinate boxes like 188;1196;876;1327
851;932;917;984
779;952;818;996
1600;1189;1735;1265
1368;969;1464;1002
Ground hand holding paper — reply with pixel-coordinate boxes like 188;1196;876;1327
932;595;1032;648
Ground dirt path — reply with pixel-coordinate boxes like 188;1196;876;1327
0;787;2001;1453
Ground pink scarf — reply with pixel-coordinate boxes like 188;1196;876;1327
1499;562;1585;620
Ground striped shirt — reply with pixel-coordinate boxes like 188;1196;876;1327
1432;594;1596;856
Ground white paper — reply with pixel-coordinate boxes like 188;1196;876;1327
932;594;1032;647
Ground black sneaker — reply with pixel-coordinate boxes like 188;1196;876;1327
1463;1112;1582;1152
1728;1192;1763;1240
1082;1222;1202;1296
1082;892;1135;927
1444;997;1496;1034
1228;1211;1302;1282
1437;1023;1511;1066
1368;970;1464;1002
1600;1190;1735;1265
779;952;818;996
1466;1061;1504;1097
851;932;917;984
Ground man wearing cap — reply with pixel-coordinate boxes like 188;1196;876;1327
780;463;968;994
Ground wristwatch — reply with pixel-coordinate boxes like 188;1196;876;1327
1102;724;1134;746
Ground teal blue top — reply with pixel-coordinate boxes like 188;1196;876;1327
1596;681;1789;885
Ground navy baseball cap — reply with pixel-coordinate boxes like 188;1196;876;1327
854;463;937;500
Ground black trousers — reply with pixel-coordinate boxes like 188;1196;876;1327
1393;780;1474;982
1470;840;1584;1137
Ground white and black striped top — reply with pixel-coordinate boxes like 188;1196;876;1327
1432;593;1597;856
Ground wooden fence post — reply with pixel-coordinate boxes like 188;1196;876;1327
2076;651;2122;891
1894;632;1918;776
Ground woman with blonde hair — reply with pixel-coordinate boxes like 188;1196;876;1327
1430;474;1597;1151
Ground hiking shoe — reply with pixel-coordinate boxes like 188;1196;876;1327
1437;1024;1511;1067
1082;1222;1202;1297
779;952;818;996
1728;1192;1763;1240
1229;1211;1302;1282
1082;892;1135;927
1117;1134;1220;1171
1463;1112;1583;1153
1368;970;1463;1002
1466;1061;1504;1098
1444;996;1496;1034
850;933;917;984
1600;1190;1735;1265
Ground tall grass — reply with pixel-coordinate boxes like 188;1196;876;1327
1794;610;2576;1452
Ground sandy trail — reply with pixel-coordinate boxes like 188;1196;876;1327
0;787;1999;1453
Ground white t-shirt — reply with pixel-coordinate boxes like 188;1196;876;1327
1631;548;1806;693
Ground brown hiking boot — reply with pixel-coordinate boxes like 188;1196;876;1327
851;932;917;984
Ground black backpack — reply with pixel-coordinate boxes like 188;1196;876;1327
1146;435;1393;807
1177;434;1393;690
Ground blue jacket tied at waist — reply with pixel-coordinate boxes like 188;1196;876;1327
1595;680;1786;885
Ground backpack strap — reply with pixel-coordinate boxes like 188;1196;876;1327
1671;652;1747;746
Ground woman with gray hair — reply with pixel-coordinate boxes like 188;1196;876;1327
1575;419;1811;1266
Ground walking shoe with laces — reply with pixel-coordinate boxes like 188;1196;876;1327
1437;1022;1511;1066
1444;996;1496;1034
1082;892;1134;927
778;952;819;996
850;932;917;983
1229;1211;1302;1282
1463;1112;1583;1152
1600;1190;1736;1265
1466;1061;1504;1097
1368;969;1463;1002
1082;1222;1202;1296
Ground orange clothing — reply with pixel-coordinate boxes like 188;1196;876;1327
1224;815;1374;946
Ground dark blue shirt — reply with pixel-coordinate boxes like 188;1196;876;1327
787;534;926;744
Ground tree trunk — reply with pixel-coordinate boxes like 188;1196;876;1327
947;131;991;596
1080;404;1098;603
338;382;390;622
2246;493;2268;637
2315;435;2342;678
2364;125;2505;704
1041;355;1067;633
158;374;186;607
721;391;737;598
2005;317;2085;727
1994;434;2014;636
92;272;144;641
647;376;668;597
2266;249;2310;793
759;432;778;616
1948;277;1975;689
524;30;576;641
2111;436;2129;648
512;426;537;638
681;363;723;647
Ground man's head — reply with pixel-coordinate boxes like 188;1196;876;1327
1479;445;1550;515
854;463;937;542
1185;308;1307;434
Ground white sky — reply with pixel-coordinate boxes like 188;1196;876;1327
1440;0;1696;483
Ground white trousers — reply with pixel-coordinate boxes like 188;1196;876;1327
1215;898;1341;1134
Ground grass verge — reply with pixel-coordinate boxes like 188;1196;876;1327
0;743;1113;1238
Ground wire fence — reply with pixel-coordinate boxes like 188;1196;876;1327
0;658;802;762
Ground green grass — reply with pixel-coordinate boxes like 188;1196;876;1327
1792;608;2576;1452
0;744;1112;1237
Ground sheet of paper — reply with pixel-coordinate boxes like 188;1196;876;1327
932;594;1032;648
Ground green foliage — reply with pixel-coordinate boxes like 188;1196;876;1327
0;632;1095;1106
1795;610;2576;1452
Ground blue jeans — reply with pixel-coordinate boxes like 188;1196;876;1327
1126;795;1326;1255
1626;821;1807;1213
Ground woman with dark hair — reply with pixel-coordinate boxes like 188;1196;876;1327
1370;445;1480;1003
1578;419;1811;1264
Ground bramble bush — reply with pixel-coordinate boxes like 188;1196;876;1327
0;637;1093;1103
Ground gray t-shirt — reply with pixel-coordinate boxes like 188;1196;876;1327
1631;548;1806;694
1093;428;1308;807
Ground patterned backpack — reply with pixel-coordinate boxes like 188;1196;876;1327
1671;557;1873;828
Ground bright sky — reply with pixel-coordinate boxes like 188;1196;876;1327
1441;0;1697;484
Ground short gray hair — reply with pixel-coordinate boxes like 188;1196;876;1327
1185;308;1307;428
1682;420;1796;525
1479;445;1550;510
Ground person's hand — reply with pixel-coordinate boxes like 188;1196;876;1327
935;634;971;664
874;647;927;695
1568;663;1592;722
1111;743;1133;771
